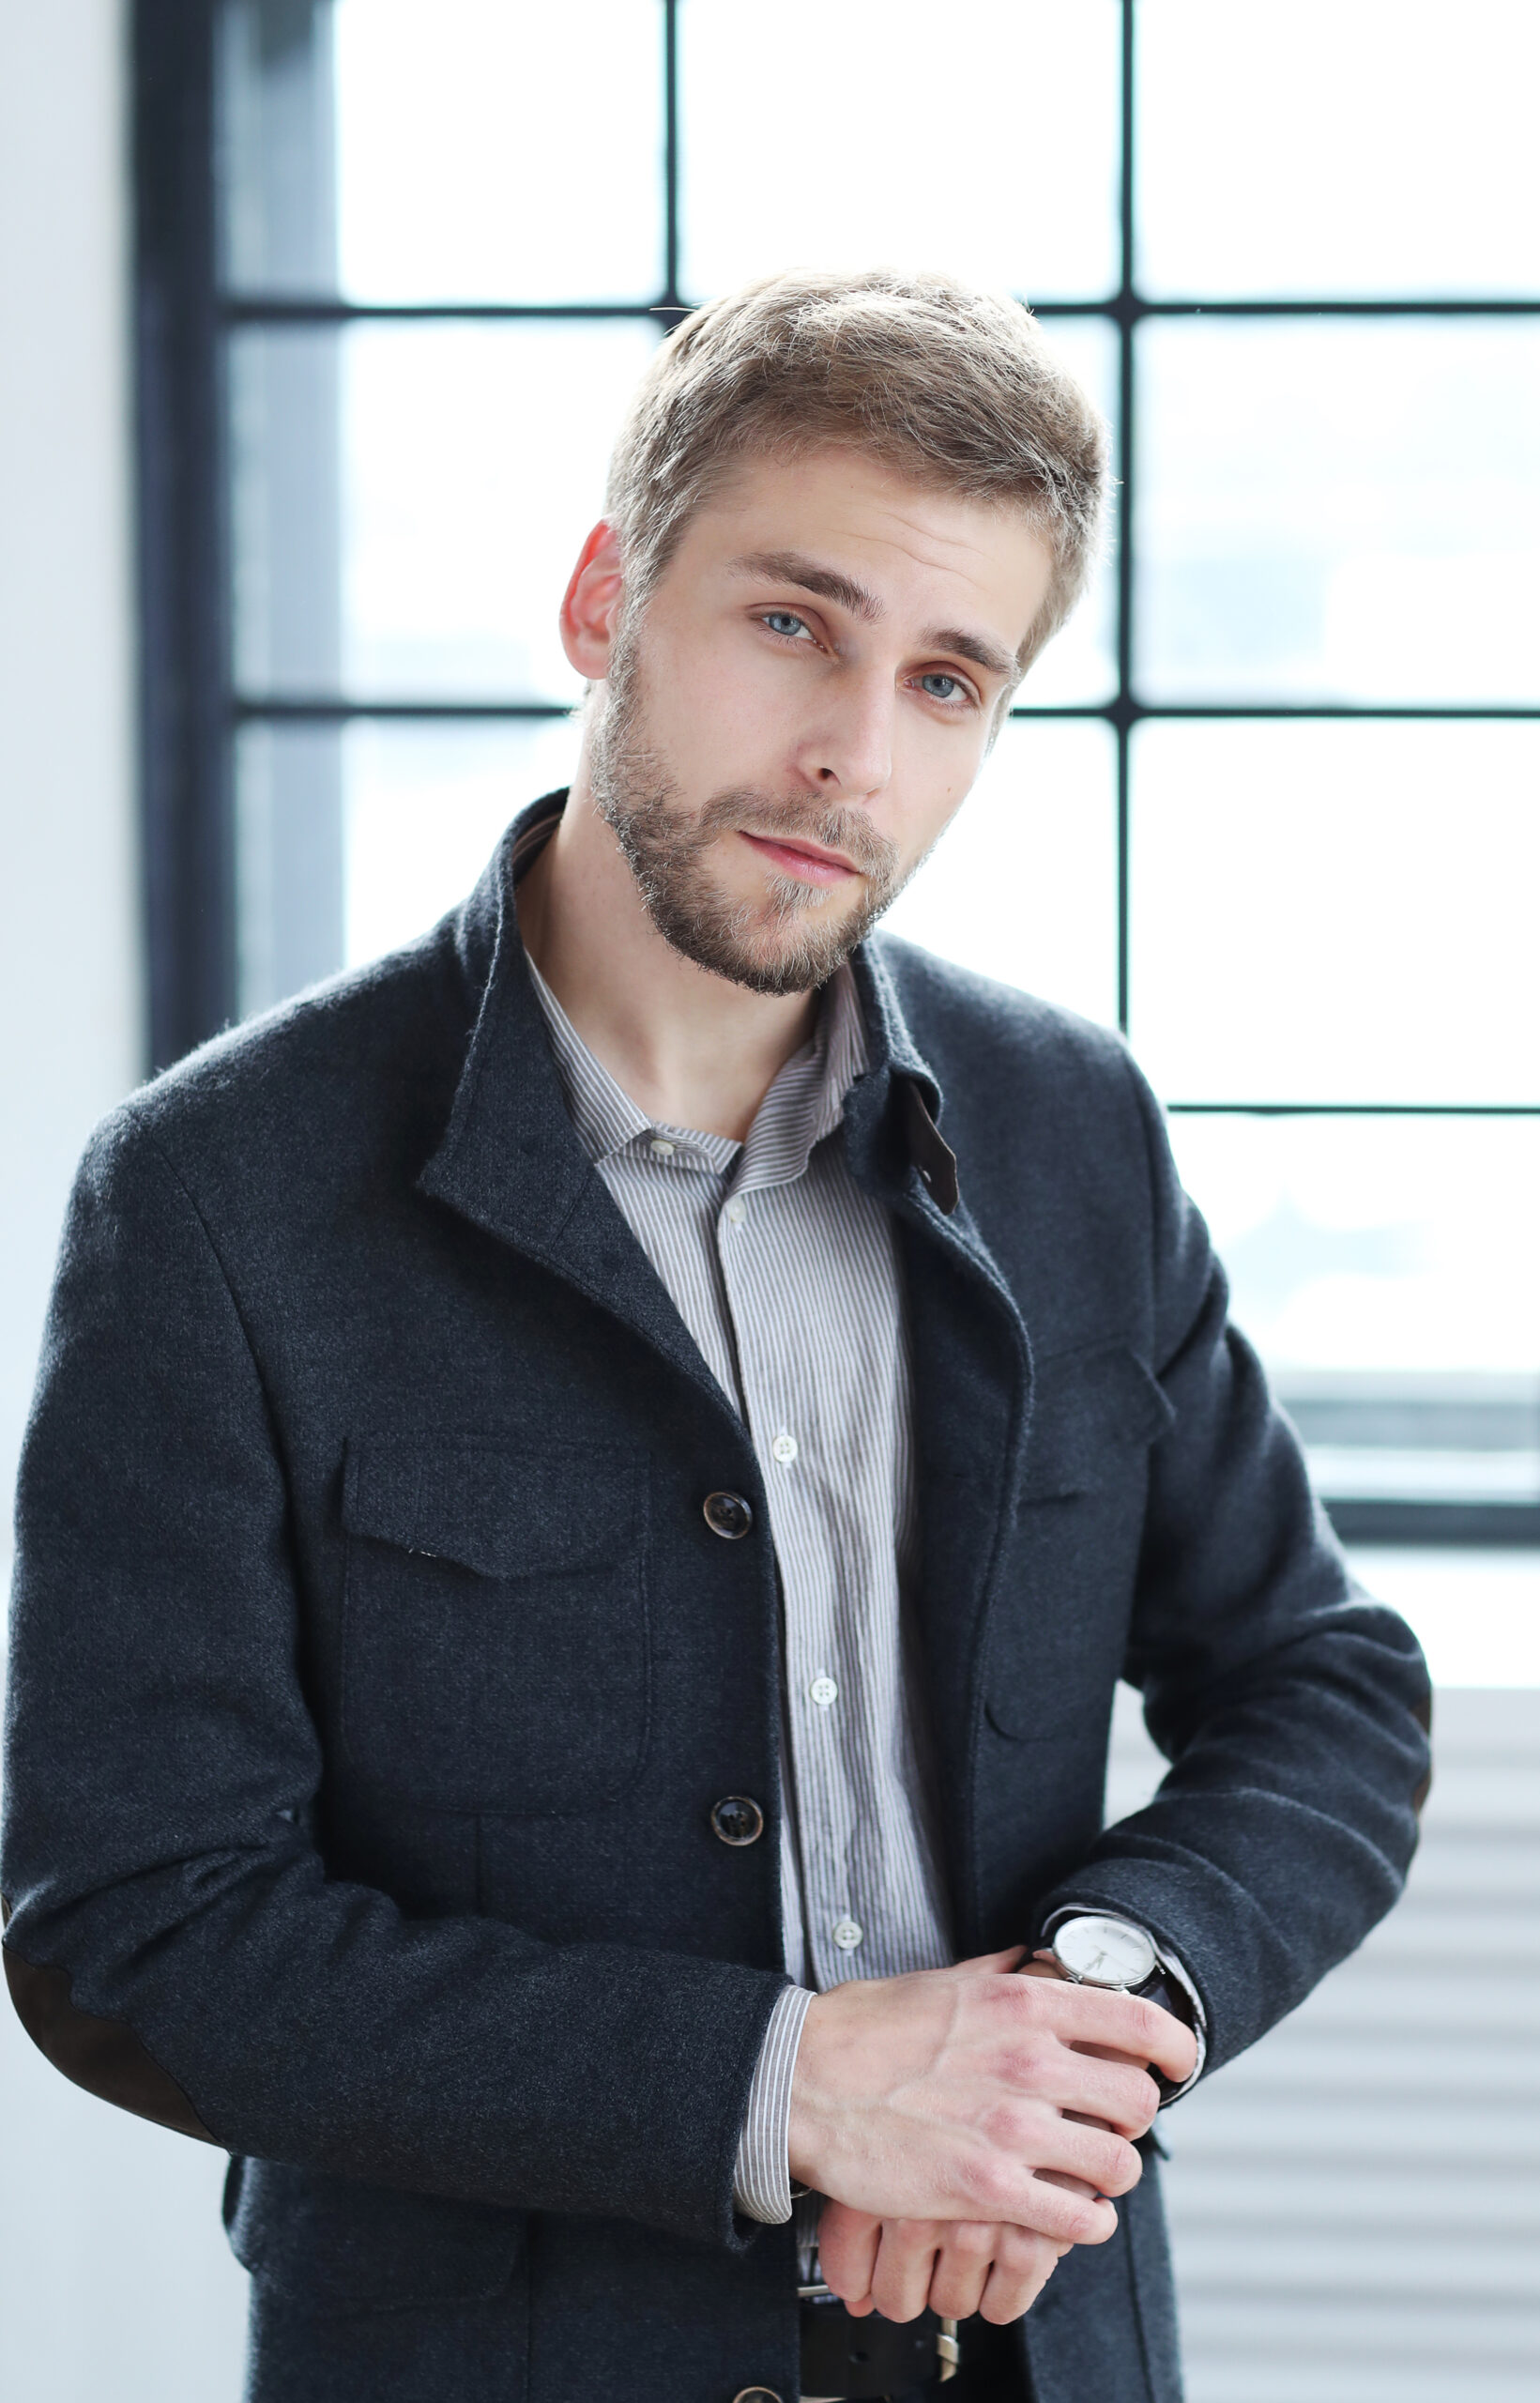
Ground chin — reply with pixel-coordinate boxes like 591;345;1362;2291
706;903;871;998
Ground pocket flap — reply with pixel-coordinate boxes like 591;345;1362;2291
1020;1343;1174;1502
343;1434;640;1580
226;2158;524;2309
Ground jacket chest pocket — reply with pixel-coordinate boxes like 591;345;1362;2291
339;1433;649;1815
984;1342;1173;1744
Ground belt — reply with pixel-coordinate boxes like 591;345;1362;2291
799;2283;959;2401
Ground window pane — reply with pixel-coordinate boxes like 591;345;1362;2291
1136;320;1540;704
1138;0;1540;298
1015;318;1119;709
679;0;1121;303
236;717;581;1015
221;0;665;302
343;719;581;969
882;718;1118;1027
1129;720;1540;1107
231;321;659;700
1168;1113;1540;1506
219;0;338;294
236;721;344;1017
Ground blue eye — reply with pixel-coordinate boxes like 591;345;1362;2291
763;610;809;638
920;673;966;703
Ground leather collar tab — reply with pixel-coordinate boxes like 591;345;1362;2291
900;1077;959;1215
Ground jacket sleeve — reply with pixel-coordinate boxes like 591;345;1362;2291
0;1110;785;2249
1033;1053;1432;2076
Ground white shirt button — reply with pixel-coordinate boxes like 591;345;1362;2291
809;1675;838;1708
648;1137;676;1159
725;1196;747;1226
770;1431;799;1465
832;1918;863;1951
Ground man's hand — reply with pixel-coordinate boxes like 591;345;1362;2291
787;1946;1197;2248
817;2202;1071;2324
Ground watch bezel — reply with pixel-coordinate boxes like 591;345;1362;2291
1050;1912;1159;1991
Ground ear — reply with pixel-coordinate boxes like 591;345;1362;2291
559;520;627;680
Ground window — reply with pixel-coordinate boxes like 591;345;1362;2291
135;0;1540;1538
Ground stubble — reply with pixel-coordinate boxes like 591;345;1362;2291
588;626;909;997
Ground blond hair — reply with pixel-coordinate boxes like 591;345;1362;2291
603;268;1108;680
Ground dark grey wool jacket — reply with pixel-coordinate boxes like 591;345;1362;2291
3;796;1430;2403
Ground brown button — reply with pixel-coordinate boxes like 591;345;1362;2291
710;1796;765;1847
703;1490;754;1539
732;2391;783;2403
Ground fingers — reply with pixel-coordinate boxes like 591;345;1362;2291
1017;2044;1162;2139
865;2218;943;2323
1003;1976;1195;2105
1007;2172;1121;2248
1044;1982;1198;2088
977;2225;1070;2323
848;2218;1075;2327
817;2201;882;2316
974;2093;1145;2210
1142;1995;1199;2089
923;2221;998;2322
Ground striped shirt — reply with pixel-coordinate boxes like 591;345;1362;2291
526;951;954;2226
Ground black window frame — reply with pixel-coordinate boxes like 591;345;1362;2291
133;0;1540;1543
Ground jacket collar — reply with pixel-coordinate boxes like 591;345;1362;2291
430;788;962;1193
845;937;960;1216
423;791;594;1261
420;790;1001;1395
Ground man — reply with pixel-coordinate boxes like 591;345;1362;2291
3;270;1429;2403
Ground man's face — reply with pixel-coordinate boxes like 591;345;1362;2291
587;447;1057;995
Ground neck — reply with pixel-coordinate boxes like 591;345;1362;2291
515;770;820;1144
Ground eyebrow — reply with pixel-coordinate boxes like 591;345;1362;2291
921;624;1019;685
728;549;1018;685
729;550;881;622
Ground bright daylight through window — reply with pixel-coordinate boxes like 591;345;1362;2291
208;0;1539;1583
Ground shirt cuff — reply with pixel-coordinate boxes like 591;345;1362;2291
732;1984;816;2224
1042;1909;1208;2102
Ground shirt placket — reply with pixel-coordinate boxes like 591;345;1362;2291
718;1167;860;1996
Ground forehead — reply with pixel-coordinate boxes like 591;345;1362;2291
674;445;1053;630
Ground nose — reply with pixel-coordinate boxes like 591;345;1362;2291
790;667;894;803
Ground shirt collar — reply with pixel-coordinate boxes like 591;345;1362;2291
526;947;869;1192
423;788;962;1271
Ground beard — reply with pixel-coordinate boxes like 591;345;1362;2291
587;628;910;997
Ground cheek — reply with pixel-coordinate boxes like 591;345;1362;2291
643;628;789;777
892;731;988;860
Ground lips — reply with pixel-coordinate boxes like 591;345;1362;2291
740;829;858;883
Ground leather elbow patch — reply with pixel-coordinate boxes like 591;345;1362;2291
1;1921;216;2144
1412;1689;1434;1815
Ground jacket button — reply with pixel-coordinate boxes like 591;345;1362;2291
710;1796;765;1847
703;1490;754;1539
732;2391;783;2403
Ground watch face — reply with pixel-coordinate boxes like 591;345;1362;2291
1054;1915;1158;1989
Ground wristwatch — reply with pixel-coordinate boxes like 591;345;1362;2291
1047;1913;1198;2103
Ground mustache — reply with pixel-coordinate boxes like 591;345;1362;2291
694;788;899;880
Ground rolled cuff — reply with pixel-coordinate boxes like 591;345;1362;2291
732;1983;815;2224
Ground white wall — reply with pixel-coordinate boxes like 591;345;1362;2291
0;3;247;2392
